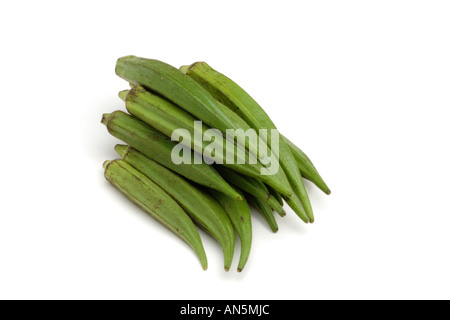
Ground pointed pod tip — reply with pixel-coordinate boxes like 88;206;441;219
199;258;208;271
118;90;129;102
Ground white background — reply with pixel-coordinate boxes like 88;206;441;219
1;1;449;300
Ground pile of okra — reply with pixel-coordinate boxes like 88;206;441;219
102;56;330;271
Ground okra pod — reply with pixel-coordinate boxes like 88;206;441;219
210;190;252;272
215;165;286;217
283;135;331;195
115;55;266;162
101;110;241;201
103;159;208;270
183;62;315;222
246;193;279;233
115;145;235;271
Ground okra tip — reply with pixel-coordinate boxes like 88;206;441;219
118;90;129;102
114;144;130;158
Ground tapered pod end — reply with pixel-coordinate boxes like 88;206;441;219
237;255;250;273
118;90;129;102
313;175;331;195
267;196;286;217
284;196;309;224
196;250;208;271
114;144;130;158
101;113;111;126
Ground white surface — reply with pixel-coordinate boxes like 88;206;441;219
1;1;449;300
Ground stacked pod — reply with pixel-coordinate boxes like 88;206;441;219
102;56;330;271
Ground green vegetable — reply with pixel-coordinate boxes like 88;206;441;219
120;86;292;197
215;165;286;217
266;185;284;207
210;190;252;272
103;159;208;270
246;193;279;233
115;55;266;162
283;136;331;195
101;110;242;201
115;144;235;271
101;55;330;272
182;61;315;223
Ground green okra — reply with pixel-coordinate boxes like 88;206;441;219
103;159;208;270
215;165;286;217
115;55;267;162
182;61;315;223
210;189;252;273
246;193;279;233
101;110;242;201
266;184;284;207
121;86;254;165
283;136;331;195
115;144;235;271
120;86;293;198
282;195;309;224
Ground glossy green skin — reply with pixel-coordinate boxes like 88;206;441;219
246;193;279;233
266;184;284;206
104;160;208;270
101;111;241;201
184;62;314;223
210;189;252;272
215;166;286;217
115;55;262;161
283;136;331;195
122;86;292;198
283;195;309;224
116;145;235;271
